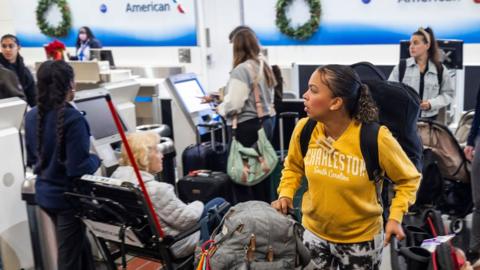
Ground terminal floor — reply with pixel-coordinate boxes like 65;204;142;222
118;258;163;270
101;246;392;270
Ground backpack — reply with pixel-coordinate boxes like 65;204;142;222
414;149;444;207
299;62;423;221
396;209;459;270
199;201;311;270
352;62;423;170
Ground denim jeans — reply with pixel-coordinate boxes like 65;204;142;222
199;197;229;242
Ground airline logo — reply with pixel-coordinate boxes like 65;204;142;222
125;0;186;13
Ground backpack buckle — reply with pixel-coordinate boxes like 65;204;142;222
373;169;383;183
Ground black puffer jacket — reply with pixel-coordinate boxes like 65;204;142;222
0;53;36;107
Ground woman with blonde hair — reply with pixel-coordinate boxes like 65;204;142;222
111;131;226;258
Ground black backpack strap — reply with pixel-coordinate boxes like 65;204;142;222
399;59;407;83
300;118;317;158
437;64;443;94
360;122;381;182
361;122;389;223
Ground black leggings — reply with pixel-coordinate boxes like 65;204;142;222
227;116;275;147
227;116;275;203
44;208;95;270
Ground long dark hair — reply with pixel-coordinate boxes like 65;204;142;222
316;65;378;123
413;27;442;72
228;25;253;43
35;60;74;169
75;26;95;49
231;29;276;88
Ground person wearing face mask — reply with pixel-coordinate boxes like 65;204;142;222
388;27;454;121
0;34;36;107
24;60;101;270
72;26;102;61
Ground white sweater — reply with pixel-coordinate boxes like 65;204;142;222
111;166;204;258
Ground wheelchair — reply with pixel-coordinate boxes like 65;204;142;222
65;175;229;270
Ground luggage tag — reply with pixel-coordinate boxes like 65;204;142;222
316;136;335;154
245;234;256;262
420;234;455;253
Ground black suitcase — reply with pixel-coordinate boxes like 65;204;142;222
182;122;227;175
177;171;233;203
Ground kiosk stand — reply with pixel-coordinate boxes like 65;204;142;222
0;98;34;270
164;73;221;177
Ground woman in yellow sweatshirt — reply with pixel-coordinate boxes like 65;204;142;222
272;65;421;269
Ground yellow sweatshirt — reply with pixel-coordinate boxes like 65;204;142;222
278;118;421;244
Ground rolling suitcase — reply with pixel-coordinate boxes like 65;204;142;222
182;122;227;175
177;170;233;203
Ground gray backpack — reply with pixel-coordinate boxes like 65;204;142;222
203;201;311;270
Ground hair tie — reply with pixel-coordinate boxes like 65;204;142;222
351;79;362;100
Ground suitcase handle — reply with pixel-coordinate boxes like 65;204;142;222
279;112;299;119
279;112;299;161
197;122;223;129
197;122;227;152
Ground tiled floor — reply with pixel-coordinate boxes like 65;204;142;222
116;258;163;270
96;257;164;270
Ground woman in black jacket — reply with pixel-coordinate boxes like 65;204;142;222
0;34;36;107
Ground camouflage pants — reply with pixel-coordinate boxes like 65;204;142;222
303;229;383;270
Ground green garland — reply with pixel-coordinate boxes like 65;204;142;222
36;0;72;37
275;0;321;40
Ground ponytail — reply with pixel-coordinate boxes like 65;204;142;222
414;27;442;73
354;84;378;123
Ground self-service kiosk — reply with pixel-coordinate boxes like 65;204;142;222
74;79;139;132
165;73;221;176
74;93;129;175
0;98;34;270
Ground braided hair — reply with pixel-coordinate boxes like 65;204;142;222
35;60;74;170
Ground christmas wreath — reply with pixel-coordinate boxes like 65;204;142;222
275;0;321;40
36;0;72;37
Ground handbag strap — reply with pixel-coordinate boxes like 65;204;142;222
232;59;265;131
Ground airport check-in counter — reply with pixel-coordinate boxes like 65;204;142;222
0;98;34;270
128;66;184;126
